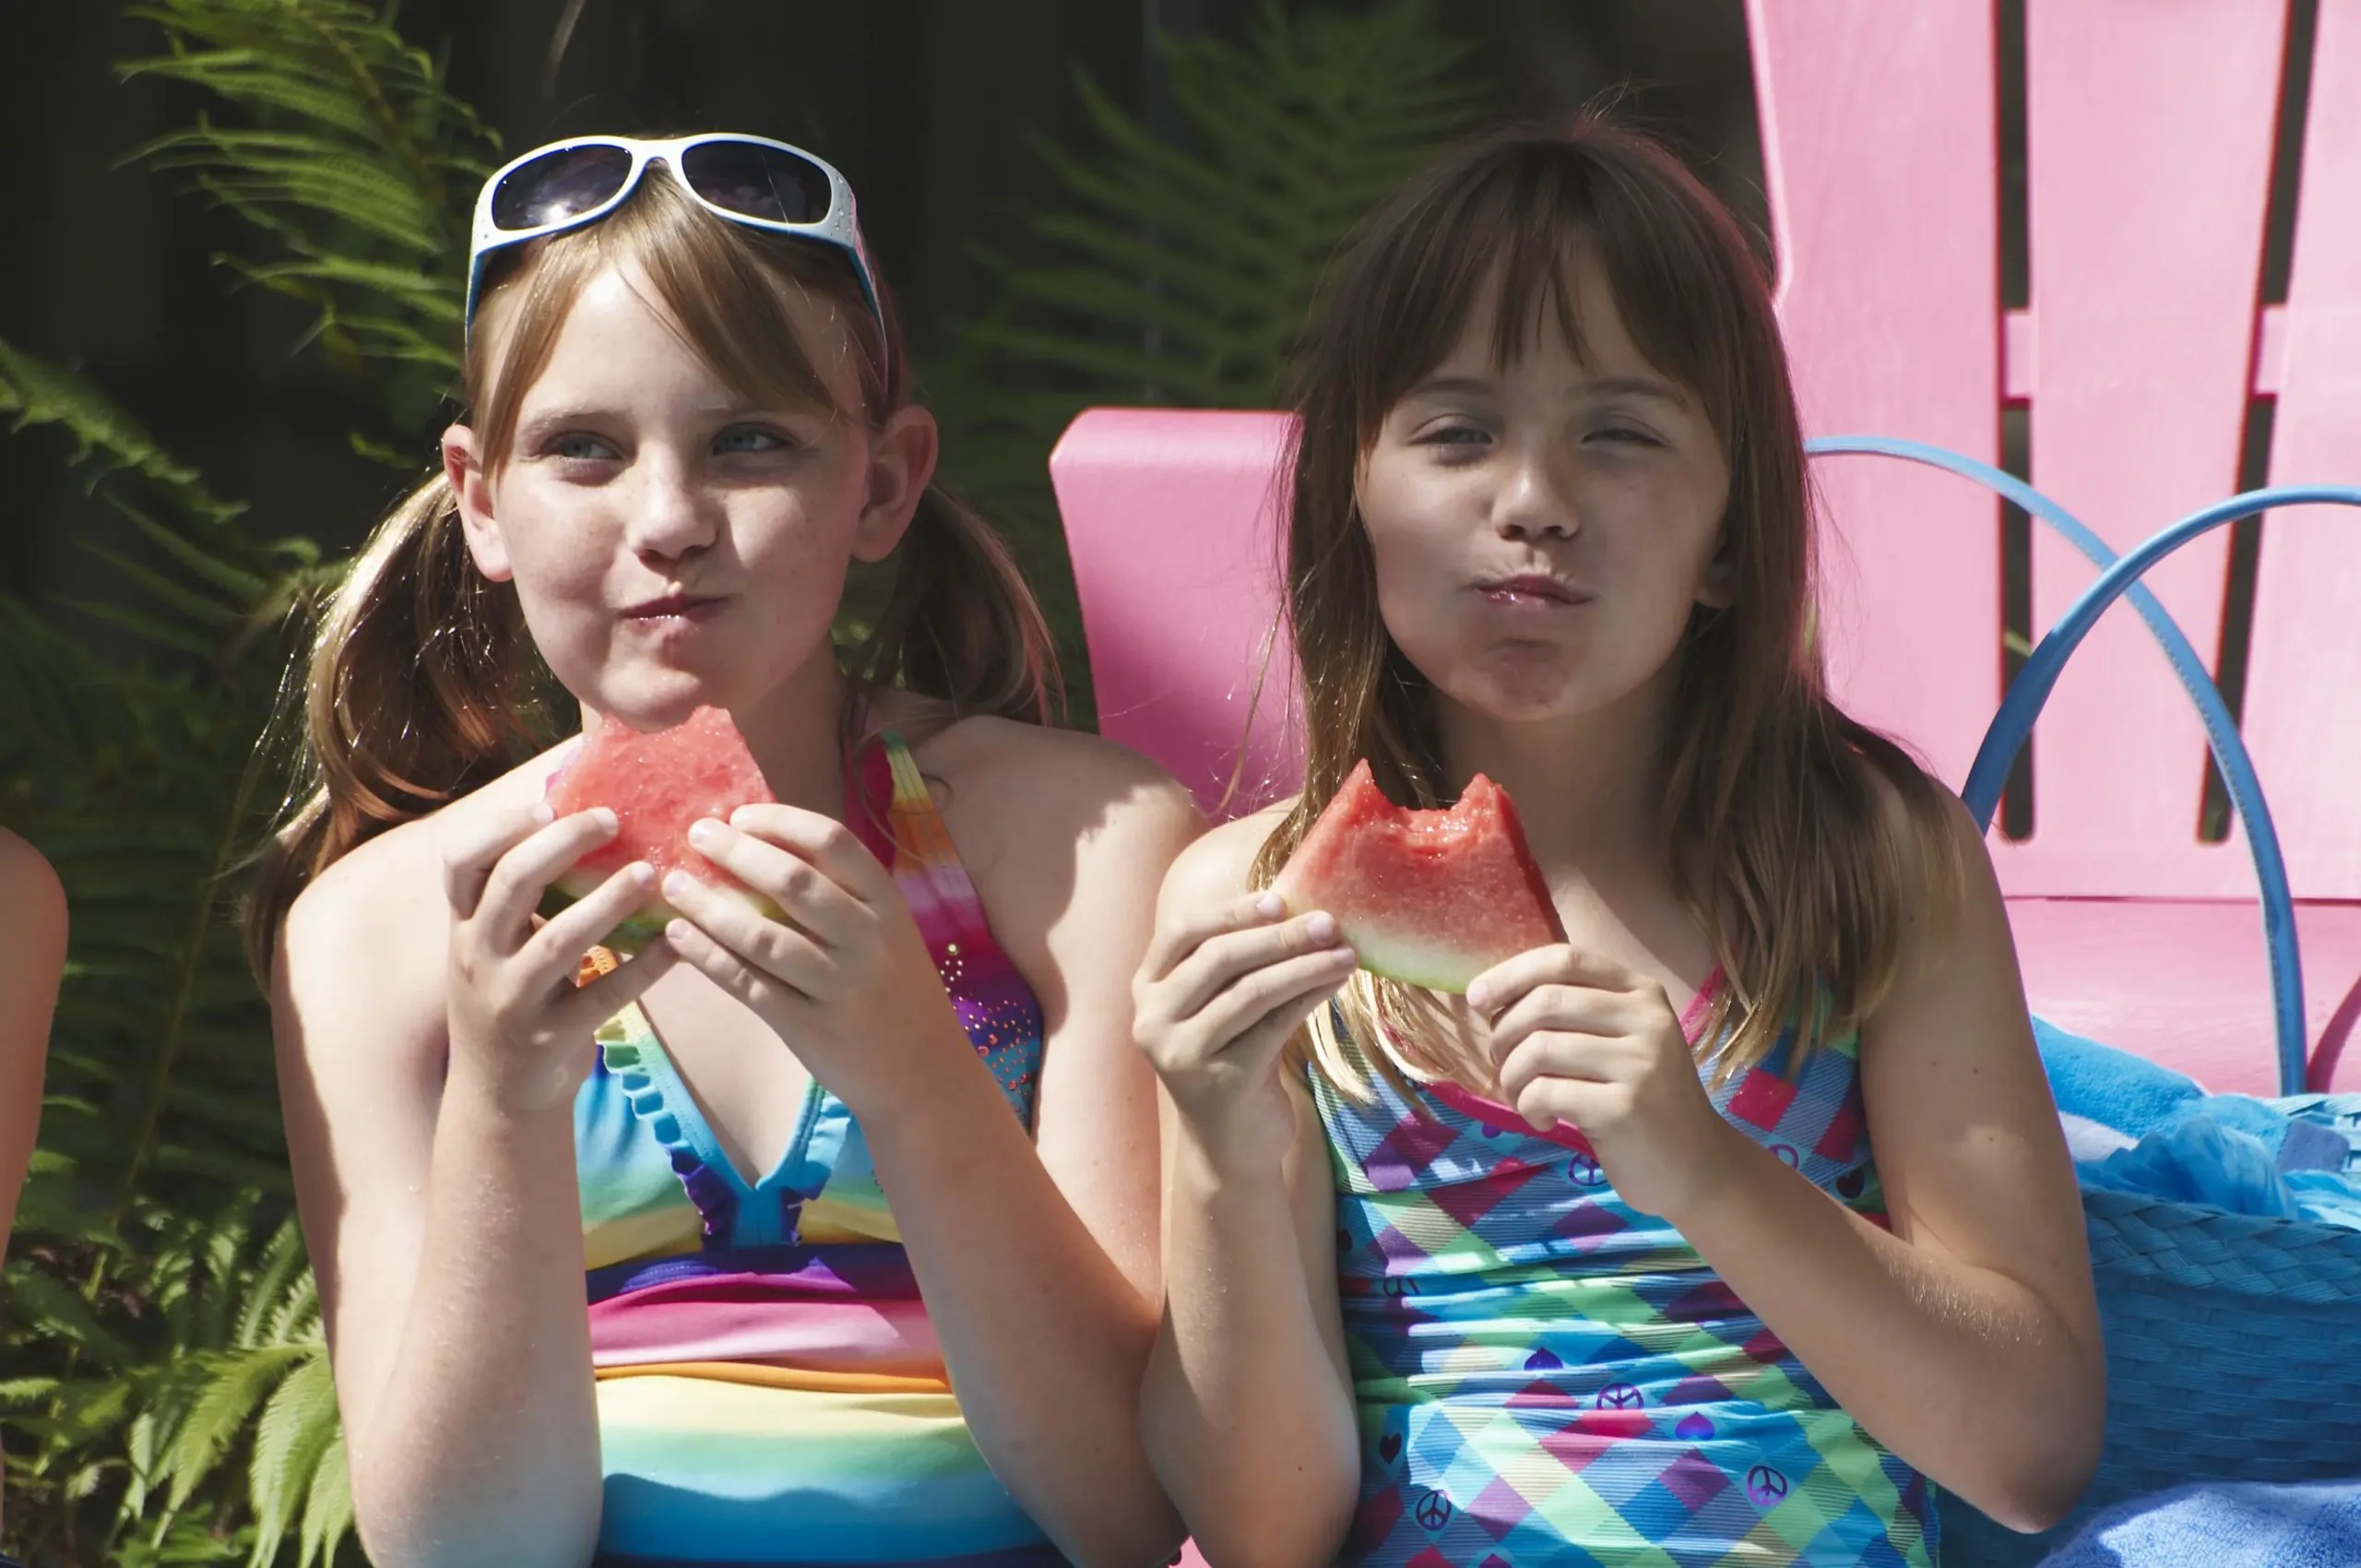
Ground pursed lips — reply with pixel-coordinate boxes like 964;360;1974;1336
622;592;723;617
1474;573;1593;604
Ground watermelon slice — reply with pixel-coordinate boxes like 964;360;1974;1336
540;706;781;953
1275;760;1565;992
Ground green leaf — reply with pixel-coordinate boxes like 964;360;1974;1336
245;1352;339;1564
295;1429;353;1568
0;339;243;524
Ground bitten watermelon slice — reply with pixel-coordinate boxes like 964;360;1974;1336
540;706;781;953
1275;760;1565;992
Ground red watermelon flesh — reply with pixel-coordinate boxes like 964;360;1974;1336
1275;760;1565;992
540;706;780;953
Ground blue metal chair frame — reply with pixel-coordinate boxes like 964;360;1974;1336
1808;436;2361;1092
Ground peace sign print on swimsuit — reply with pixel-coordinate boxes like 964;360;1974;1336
1746;1464;1791;1509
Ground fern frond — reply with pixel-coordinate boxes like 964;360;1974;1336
244;1353;341;1566
118;0;502;381
0;340;242;524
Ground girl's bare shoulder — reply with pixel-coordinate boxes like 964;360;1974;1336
274;747;570;1019
0;826;65;922
0;827;67;1004
1158;798;1299;909
896;707;1204;861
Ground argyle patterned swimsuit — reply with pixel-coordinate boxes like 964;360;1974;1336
1311;978;1938;1567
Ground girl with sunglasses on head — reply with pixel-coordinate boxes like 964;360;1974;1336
0;827;67;1557
249;136;1192;1568
1133;118;2104;1565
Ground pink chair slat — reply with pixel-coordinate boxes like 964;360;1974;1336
2010;898;2361;1095
2008;1;2288;899
2243;0;2361;901
1746;1;2003;793
1049;408;1300;819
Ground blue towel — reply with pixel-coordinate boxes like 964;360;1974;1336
2079;1113;2304;1220
2037;1017;2361;1229
2034;1016;2203;1139
2035;1479;2361;1567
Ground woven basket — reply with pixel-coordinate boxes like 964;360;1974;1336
1940;1097;2361;1566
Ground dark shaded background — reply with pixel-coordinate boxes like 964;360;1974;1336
0;0;1759;632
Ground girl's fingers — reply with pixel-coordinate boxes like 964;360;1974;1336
1142;892;1290;984
1158;910;1347;1022
442;796;561;917
661;871;833;993
1465;944;1634;1017
1227;969;1357;1070
517;859;658;987
543;939;682;1041
1484;982;1631;1064
1494;1030;1619;1109
662;914;812;1022
1504;1070;1610;1137
678;821;865;947
1190;944;1360;1064
469;810;620;943
720;806;895;907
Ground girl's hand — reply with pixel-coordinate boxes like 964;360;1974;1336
1133;891;1358;1171
656;805;967;1122
1468;946;1741;1218
443;800;681;1115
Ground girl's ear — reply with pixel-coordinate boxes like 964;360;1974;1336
1696;536;1738;610
852;404;938;564
443;424;510;583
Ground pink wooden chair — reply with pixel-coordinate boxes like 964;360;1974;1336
1050;0;2361;1098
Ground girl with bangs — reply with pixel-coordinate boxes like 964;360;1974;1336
252;137;1191;1566
1135;119;2105;1565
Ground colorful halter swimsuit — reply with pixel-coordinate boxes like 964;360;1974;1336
1310;980;1938;1566
573;728;1059;1565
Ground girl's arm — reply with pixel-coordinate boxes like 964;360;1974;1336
1667;795;2104;1529
857;734;1200;1565
0;829;66;1251
0;829;68;1541
1135;818;1363;1566
274;795;679;1568
1477;791;2104;1533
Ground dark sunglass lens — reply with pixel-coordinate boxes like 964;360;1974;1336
490;145;633;230
681;141;832;224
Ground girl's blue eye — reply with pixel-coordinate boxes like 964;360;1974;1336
1592;425;1662;447
550;433;617;460
1420;423;1490;447
715;425;790;455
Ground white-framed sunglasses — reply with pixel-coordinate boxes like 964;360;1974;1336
464;133;885;369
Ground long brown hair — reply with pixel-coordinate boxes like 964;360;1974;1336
1253;117;1959;1098
245;165;1058;976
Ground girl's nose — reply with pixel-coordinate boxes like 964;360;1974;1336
625;452;719;560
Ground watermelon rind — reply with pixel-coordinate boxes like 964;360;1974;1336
538;876;784;957
1346;928;1489;994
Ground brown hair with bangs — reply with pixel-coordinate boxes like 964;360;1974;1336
1253;115;1960;1098
245;166;1057;975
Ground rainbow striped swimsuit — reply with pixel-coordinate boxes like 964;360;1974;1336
574;730;1059;1565
1311;984;1937;1566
